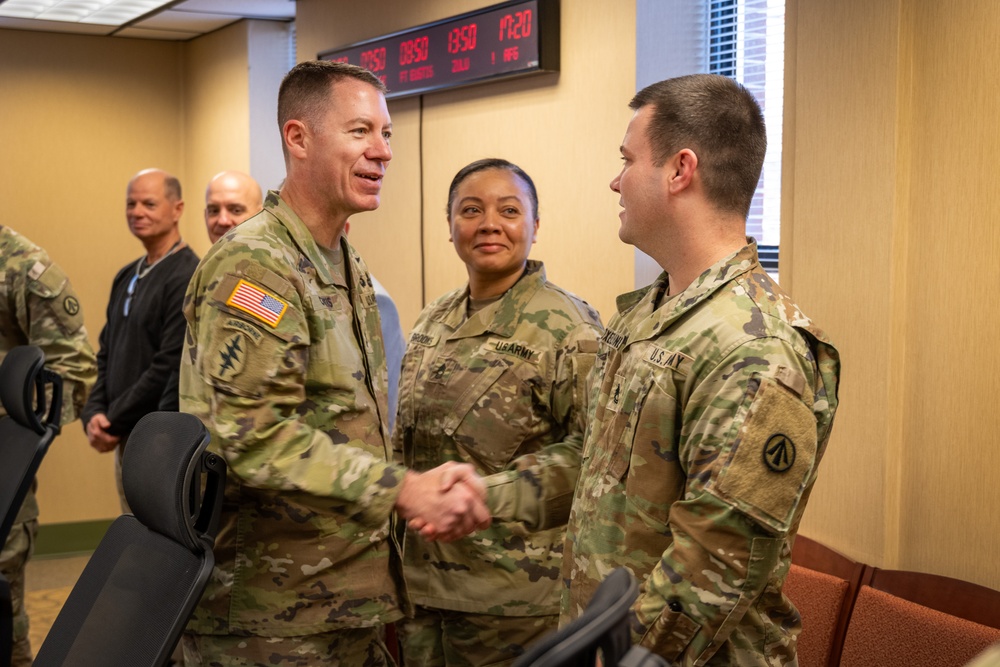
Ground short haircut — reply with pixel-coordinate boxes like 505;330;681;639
630;74;766;218
163;175;182;201
278;60;388;133
446;158;539;221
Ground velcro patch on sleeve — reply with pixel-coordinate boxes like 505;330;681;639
225;279;288;328
715;375;818;533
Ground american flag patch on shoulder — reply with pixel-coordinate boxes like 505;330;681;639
226;279;288;328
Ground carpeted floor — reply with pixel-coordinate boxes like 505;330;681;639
24;554;90;657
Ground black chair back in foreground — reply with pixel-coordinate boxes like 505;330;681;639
0;345;63;667
0;345;63;545
33;411;226;667
514;568;646;667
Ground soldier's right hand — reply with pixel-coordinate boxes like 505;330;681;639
396;464;492;542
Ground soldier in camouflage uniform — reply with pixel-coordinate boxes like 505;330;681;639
395;159;604;666
0;226;97;666
179;61;489;667
561;75;841;666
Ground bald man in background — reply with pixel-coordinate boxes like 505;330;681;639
203;170;263;243
82;168;200;510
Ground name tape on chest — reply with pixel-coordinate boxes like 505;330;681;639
226;279;288;328
490;338;539;362
645;345;693;375
409;331;439;347
601;328;628;350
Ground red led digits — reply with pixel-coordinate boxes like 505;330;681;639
319;0;553;99
499;9;532;40
447;23;478;53
360;47;387;72
399;36;429;66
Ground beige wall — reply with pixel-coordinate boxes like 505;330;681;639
296;0;636;332
0;29;186;522
0;24;255;523
787;0;1000;590
183;21;252;259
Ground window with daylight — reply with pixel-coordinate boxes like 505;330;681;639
634;0;785;284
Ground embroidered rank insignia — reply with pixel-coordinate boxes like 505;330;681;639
226;279;288;328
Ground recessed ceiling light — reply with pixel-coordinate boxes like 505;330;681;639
0;0;174;26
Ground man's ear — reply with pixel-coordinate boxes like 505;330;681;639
283;119;308;159
667;148;698;194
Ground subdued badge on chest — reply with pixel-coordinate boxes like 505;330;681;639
644;345;693;375
360;290;377;309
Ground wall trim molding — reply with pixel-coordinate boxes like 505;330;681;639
35;519;113;558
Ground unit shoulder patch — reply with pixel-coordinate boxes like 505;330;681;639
212;331;249;382
715;376;818;532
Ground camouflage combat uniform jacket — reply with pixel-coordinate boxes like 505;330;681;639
0;225;97;521
180;192;407;638
562;242;840;666
395;261;603;615
0;226;96;666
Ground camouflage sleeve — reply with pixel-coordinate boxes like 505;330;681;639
19;259;97;424
182;260;406;527
634;336;818;660
485;322;602;530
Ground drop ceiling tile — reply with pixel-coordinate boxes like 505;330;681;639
132;9;238;32
0;16;115;34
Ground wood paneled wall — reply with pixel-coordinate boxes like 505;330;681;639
787;0;1000;590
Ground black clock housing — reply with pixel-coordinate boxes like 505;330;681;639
318;0;560;100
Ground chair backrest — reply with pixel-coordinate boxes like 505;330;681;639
785;535;867;667
0;345;62;667
33;411;226;667
513;568;639;667
840;567;1000;667
0;345;63;545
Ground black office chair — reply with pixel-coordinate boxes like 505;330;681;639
0;345;63;667
0;345;63;544
513;567;667;667
33;411;226;667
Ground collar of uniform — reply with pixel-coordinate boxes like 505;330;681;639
619;241;760;344
437;259;547;339
263;191;342;287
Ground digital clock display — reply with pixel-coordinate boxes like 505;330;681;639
318;0;559;100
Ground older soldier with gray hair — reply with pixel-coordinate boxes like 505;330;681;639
179;60;490;666
0;226;97;666
561;74;841;666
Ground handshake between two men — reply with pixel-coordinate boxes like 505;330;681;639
395;462;492;542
